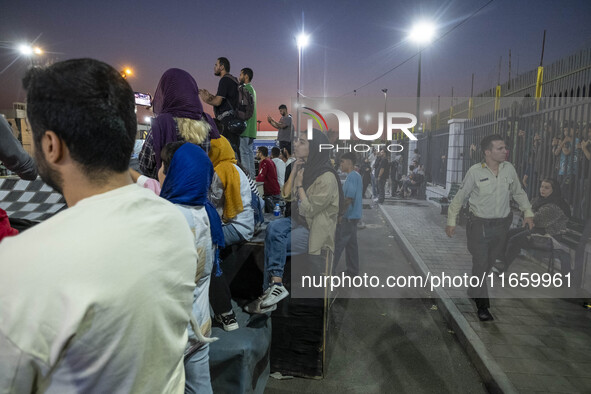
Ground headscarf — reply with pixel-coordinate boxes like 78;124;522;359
301;129;344;215
160;143;225;276
207;136;243;221
532;178;571;218
151;68;220;170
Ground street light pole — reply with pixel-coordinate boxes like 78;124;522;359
416;47;422;133
382;89;388;141
409;21;435;133
296;33;309;141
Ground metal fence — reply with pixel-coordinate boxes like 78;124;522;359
463;97;591;220
416;128;449;187
429;47;591;129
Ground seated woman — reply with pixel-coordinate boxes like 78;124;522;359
132;141;224;394
497;178;571;274
207;136;255;331
138;68;220;179
251;130;343;311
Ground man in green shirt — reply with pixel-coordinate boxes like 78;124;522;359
239;68;257;179
446;134;534;321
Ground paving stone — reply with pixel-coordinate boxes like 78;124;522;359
488;344;548;359
477;332;546;347
564;376;591;392
539;347;591;363
505;373;578;392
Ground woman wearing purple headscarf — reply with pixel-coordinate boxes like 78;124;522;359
138;68;220;179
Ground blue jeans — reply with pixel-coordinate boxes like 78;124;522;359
239;137;256;179
263;217;309;290
371;173;378;198
223;223;244;247
184;344;212;394
332;219;360;275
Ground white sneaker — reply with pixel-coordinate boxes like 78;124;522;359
260;284;289;307
243;299;277;314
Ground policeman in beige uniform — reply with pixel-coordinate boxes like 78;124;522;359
446;134;534;321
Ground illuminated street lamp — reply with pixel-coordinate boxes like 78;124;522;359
18;44;33;55
409;21;435;132
17;43;44;66
296;32;309;138
121;67;133;79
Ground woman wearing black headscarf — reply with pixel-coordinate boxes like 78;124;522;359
248;130;343;311
497;178;571;273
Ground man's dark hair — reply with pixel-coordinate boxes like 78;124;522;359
258;146;268;157
241;68;253;82
218;57;230;72
282;145;291;156
271;147;280;158
480;134;504;155
278;104;287;110
161;141;187;175
340;152;357;165
23;58;136;176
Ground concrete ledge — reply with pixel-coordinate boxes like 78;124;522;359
379;205;518;394
425;184;447;208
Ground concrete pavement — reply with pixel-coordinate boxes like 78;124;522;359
380;198;591;393
266;200;487;393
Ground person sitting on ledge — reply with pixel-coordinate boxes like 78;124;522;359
246;130;342;312
494;178;571;275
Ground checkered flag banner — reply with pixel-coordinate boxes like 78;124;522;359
0;177;66;221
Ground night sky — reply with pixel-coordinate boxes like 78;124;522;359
1;0;591;130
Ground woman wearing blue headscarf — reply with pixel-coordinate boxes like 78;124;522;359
143;141;224;394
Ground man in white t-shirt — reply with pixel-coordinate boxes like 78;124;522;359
271;146;286;187
0;59;197;393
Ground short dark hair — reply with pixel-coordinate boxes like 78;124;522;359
480;134;504;155
241;67;253;82
217;57;230;72
23;58;136;176
258;146;268;156
271;147;280;158
278;104;287;110
161;141;186;175
340;152;357;165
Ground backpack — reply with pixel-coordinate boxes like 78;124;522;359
221;74;254;121
236;83;255;121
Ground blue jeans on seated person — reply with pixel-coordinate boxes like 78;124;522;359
184;344;213;394
263;217;309;290
223;223;244;247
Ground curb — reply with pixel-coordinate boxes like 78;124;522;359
379;204;519;394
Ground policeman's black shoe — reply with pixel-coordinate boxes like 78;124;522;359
477;308;494;322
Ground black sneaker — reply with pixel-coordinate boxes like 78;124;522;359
477;308;494;322
215;311;239;331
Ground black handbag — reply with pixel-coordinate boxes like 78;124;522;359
220;113;247;135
